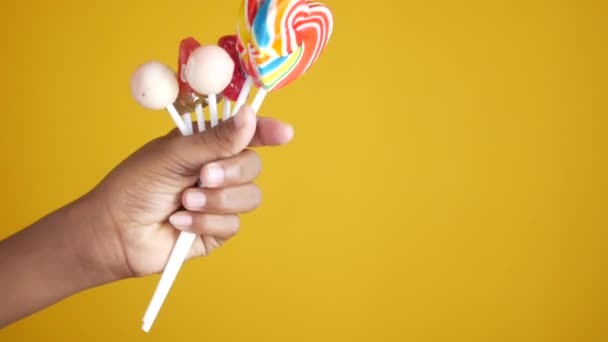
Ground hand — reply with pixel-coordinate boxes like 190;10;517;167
168;148;264;256
85;106;293;279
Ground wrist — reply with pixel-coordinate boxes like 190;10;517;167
0;193;129;326
66;192;131;287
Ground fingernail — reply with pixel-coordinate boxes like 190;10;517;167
185;191;206;208
202;164;224;186
169;213;192;228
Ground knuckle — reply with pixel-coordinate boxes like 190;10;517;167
214;126;232;145
203;124;238;157
216;189;230;209
196;214;212;232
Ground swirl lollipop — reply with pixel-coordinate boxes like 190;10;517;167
230;0;262;115
232;0;334;114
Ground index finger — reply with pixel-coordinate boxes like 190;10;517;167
165;116;294;146
248;117;294;147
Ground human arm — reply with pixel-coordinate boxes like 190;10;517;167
0;106;293;327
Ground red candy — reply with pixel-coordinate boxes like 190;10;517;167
173;37;203;113
178;37;201;97
218;35;247;101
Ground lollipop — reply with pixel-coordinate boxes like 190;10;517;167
141;44;235;334
231;0;263;115
254;1;333;90
176;38;227;132
232;0;334;114
137;0;333;333
130;61;187;135
250;0;308;57
185;45;235;127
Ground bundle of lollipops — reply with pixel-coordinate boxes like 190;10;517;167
129;0;333;333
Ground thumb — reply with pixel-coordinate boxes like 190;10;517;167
169;105;257;170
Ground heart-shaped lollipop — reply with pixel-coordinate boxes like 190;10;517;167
249;0;333;92
236;0;262;56
250;0;309;57
231;0;333;114
235;0;263;97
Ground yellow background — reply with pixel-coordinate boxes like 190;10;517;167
1;0;606;340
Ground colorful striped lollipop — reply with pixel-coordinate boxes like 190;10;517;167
236;0;261;59
250;0;308;57
264;1;333;91
232;0;263;114
232;0;333;114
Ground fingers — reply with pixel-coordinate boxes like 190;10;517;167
198;149;261;188
164;114;293;148
186;234;224;259
169;211;240;239
202;236;224;255
165;105;257;170
249;117;294;147
182;183;262;214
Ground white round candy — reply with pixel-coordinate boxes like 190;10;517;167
184;45;234;95
130;61;179;110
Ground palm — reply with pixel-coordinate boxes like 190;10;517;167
90;111;292;278
96;137;205;276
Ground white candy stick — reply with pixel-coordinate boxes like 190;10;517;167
231;76;253;116
195;102;205;132
251;88;267;113
142;231;196;333
208;94;218;127
223;99;231;120
182;113;193;135
141;116;220;333
166;104;188;135
142;117;195;333
143;45;235;333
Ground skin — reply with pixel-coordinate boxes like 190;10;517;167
0;106;293;328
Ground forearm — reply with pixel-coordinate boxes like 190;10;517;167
0;195;123;328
